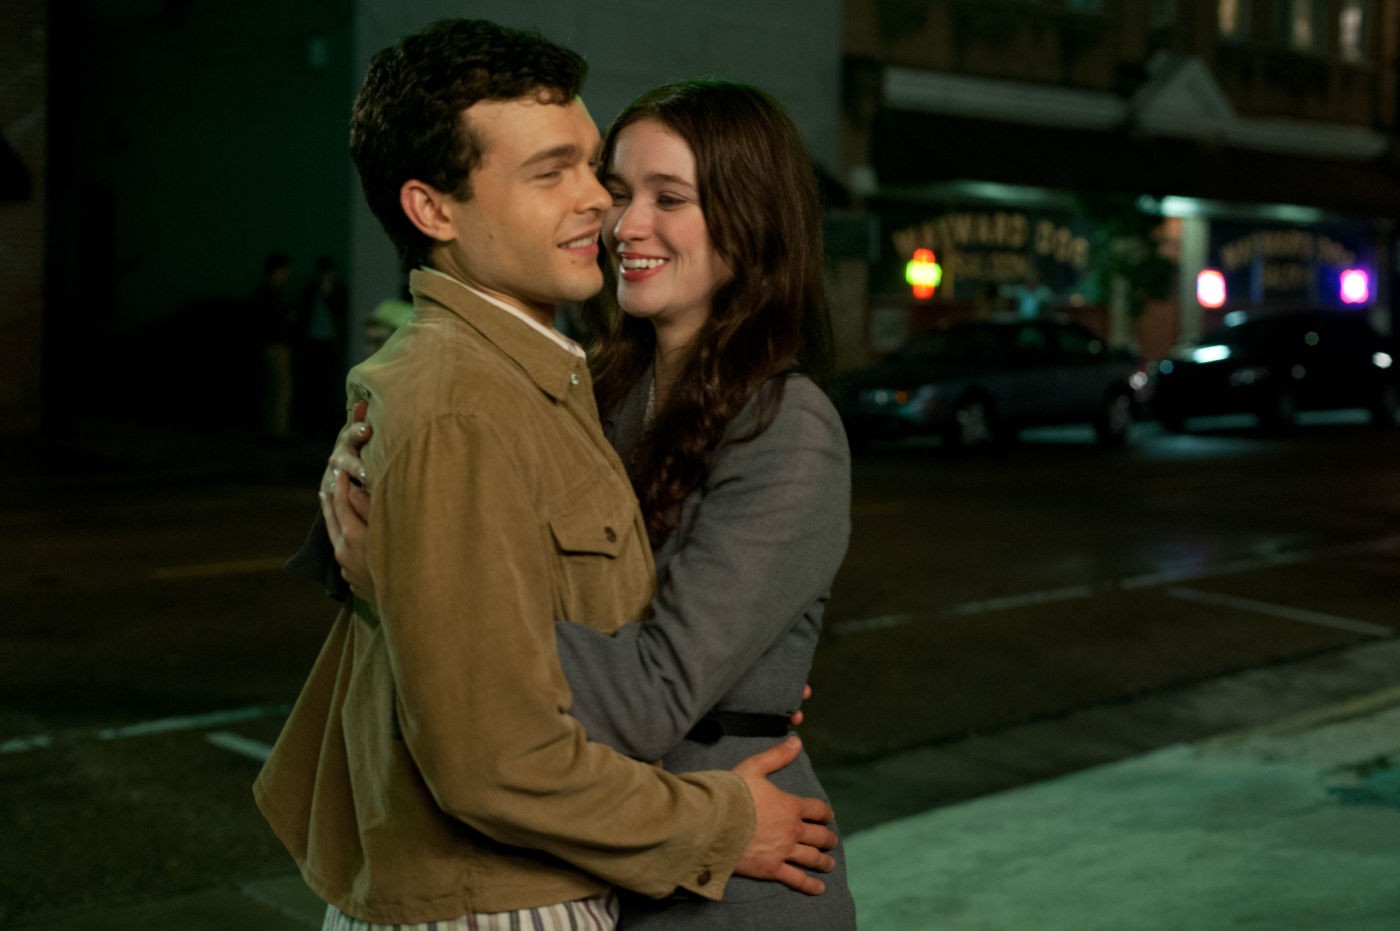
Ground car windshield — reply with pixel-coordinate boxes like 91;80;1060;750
896;325;1002;364
1198;315;1316;349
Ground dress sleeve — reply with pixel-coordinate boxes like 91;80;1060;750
370;410;751;900
284;510;349;601
554;379;852;762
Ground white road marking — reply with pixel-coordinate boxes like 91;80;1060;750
1118;551;1310;590
2;704;290;755
834;613;913;634
1167;586;1395;638
831;535;1400;637
947;585;1098;616
205;730;274;762
94;704;290;741
150;557;288;580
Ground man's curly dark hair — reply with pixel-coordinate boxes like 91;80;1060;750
350;19;587;271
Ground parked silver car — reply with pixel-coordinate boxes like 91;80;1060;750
834;317;1146;450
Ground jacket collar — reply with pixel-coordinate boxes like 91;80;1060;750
409;268;585;403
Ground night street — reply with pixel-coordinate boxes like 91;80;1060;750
12;3;1400;928
1;414;1396;924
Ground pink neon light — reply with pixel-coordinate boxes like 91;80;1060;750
1197;269;1226;308
1340;268;1369;304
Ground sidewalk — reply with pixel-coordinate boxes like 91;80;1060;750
11;682;1398;930
846;685;1400;931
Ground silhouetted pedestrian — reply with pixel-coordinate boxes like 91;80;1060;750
296;255;349;439
252;252;296;442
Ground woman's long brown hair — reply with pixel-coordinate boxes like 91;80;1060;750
585;79;834;547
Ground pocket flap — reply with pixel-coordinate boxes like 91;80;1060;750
548;494;631;557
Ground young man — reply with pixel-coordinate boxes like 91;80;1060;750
254;19;835;929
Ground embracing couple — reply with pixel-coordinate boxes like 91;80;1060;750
255;17;856;931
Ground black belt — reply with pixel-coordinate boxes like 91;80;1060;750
685;711;790;744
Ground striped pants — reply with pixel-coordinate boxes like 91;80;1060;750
322;892;619;931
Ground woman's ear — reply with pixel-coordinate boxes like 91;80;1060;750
399;180;456;243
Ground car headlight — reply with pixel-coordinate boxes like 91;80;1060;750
858;388;910;407
859;385;945;412
1191;344;1232;364
909;384;944;410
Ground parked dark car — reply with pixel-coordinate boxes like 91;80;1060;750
1149;307;1398;432
833;317;1146;449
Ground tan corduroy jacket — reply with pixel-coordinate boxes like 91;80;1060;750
254;270;753;925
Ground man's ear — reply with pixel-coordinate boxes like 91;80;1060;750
399;180;457;243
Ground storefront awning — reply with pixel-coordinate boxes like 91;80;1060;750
872;109;1400;220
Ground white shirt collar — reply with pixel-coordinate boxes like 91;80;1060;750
420;266;585;358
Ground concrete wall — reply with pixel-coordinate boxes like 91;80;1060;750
46;0;356;421
64;2;355;329
1;0;45;436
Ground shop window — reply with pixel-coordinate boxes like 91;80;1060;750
1218;0;1250;38
1339;0;1367;61
1287;0;1327;52
1013;324;1051;360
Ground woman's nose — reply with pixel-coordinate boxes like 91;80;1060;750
611;201;650;243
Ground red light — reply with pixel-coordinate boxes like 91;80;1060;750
1196;269;1226;308
1340;268;1369;304
905;248;942;300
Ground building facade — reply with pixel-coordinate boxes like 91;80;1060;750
836;0;1400;363
20;2;1400;433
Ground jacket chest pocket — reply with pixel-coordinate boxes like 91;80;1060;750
547;476;651;631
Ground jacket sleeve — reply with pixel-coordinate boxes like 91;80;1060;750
554;378;852;762
284;511;350;601
370;409;751;900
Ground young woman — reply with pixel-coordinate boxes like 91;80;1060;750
559;78;854;929
325;79;855;930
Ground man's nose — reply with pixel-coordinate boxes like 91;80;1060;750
580;173;611;214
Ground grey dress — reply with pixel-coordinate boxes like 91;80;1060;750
555;372;857;930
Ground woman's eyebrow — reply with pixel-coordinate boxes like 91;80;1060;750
642;171;696;189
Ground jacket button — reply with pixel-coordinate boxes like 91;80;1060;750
603;526;617;542
696;869;712;886
570;372;580;385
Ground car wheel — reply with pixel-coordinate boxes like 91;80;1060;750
1095;391;1133;446
1370;384;1399;428
1159;414;1187;433
945;396;995;448
1155;405;1187;432
1257;384;1297;433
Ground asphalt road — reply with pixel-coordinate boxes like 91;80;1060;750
1;412;1397;924
808;414;1399;764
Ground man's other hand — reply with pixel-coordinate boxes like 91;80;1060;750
730;736;837;895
